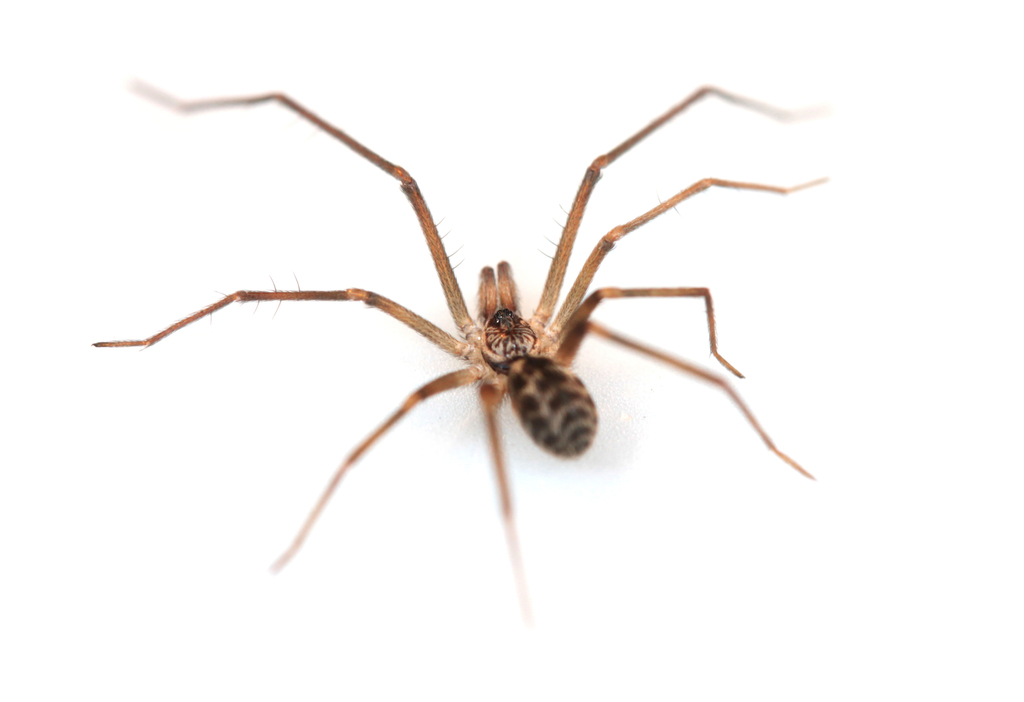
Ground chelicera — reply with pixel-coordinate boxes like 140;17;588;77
96;83;823;622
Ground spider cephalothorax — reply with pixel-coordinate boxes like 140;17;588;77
97;83;823;622
482;308;537;371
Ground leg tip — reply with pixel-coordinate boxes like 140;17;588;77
714;353;745;379
778;451;815;480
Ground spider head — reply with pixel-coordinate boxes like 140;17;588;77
489;308;518;330
483;308;537;372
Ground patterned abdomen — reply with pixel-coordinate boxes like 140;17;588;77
507;356;597;457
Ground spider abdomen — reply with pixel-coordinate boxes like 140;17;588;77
507;356;597;457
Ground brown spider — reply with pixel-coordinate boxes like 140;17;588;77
96;83;824;622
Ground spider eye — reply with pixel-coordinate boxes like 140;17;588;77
507;356;597;457
490;308;515;328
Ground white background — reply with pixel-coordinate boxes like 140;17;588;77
2;1;1022;699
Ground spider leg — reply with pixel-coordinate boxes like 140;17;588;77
583;321;814;481
554;287;744;378
533;86;821;325
130;82;475;333
271;367;481;573
479;383;534;625
94;288;467;357
550;176;826;334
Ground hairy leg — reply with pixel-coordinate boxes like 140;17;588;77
533;86;822;325
271;367;482;573
550;177;825;334
95;288;467;357
131;82;475;333
480;382;533;625
554;287;743;378
583;322;813;480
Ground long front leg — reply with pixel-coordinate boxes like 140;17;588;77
549;176;826;335
554;287;743;378
533;86;820;326
131;83;475;333
583;322;814;481
271;367;482;573
94;288;466;358
479;383;533;625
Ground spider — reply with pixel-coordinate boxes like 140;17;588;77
96;83;824;622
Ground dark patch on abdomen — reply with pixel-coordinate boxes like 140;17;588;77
507;356;597;457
